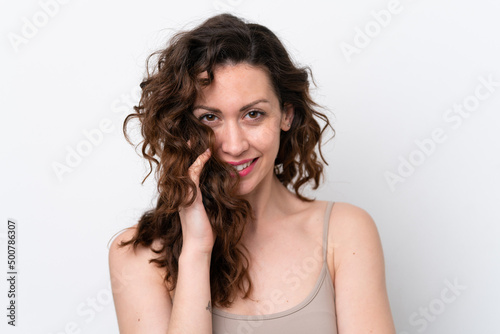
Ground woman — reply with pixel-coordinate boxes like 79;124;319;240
109;13;395;333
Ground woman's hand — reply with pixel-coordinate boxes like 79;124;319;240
178;148;216;256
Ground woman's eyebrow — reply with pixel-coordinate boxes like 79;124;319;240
239;99;270;111
193;99;270;113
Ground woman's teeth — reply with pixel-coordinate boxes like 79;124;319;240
235;160;253;172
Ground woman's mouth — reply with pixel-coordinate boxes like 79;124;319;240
230;158;258;177
234;159;253;171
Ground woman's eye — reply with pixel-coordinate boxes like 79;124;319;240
200;114;218;122
246;110;263;119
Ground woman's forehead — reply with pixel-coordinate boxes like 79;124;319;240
195;64;278;107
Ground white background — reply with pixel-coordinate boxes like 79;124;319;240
1;0;499;333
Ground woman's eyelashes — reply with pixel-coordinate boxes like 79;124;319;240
245;110;265;120
197;110;266;123
199;113;219;122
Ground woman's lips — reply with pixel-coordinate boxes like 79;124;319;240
228;158;258;177
228;158;254;166
237;158;258;177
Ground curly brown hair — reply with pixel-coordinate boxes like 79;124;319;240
120;13;334;308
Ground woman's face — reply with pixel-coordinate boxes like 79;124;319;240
193;63;293;196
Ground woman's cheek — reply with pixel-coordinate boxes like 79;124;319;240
252;125;279;142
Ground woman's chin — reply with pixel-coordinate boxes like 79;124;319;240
235;185;252;197
234;179;257;197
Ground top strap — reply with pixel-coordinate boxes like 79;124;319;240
323;201;335;261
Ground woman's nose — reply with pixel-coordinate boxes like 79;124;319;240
220;122;249;157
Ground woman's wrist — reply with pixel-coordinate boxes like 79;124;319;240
179;246;212;265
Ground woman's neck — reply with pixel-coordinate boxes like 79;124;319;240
241;174;304;236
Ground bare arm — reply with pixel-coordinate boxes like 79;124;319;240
168;249;213;333
109;149;215;334
109;228;172;333
330;202;396;334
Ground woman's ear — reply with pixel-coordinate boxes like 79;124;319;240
281;103;294;131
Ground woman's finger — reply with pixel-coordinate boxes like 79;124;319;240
188;148;211;183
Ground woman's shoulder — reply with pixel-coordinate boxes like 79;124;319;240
329;201;375;222
302;200;375;225
327;201;384;269
325;201;395;332
108;225;167;284
109;226;173;331
328;201;380;240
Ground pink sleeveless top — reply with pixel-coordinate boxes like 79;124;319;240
212;202;338;333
